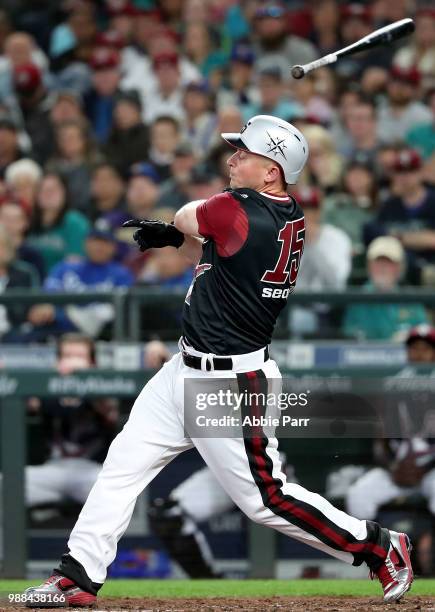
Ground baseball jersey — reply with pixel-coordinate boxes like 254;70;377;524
182;188;305;354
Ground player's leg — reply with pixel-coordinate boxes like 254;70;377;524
346;467;413;519
189;360;412;600
64;458;103;504
25;354;193;605
149;466;233;577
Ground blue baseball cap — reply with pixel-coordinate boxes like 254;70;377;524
230;42;255;65
255;2;286;19
129;162;161;183
88;229;116;242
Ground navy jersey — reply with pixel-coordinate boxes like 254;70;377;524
182;188;305;354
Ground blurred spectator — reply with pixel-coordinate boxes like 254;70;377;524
1;334;119;510
290;186;351;336
157;142;197;209
208;105;243;153
205;142;232;182
393;8;435;93
184;167;225;205
289;71;334;126
300;124;343;193
217;41;258;111
148;115;181;181
377;66;432;145
309;0;341;56
4;157;42;210
138;245;193;289
252;2;316;77
84;47;122;143
323;161;378;255
12;62;53;165
142;52;184;124
182;81;216;158
0;115;23;178
343;237;428;340
243;66;303;123
105;0;137;42
182;22;226;78
50;90;85;128
102;90;149;176
330;86;366;156
294;186;351;291
0;223;39;340
364;149;435;282
144;338;171;369
406;88;435;162
27;229;133;340
47;118;101;212
0;194;44;280
0;31;49;101
26;172;90;275
90;163;126;223
340;99;379;164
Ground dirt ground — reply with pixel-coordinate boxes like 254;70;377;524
11;595;435;611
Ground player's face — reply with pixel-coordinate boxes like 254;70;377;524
227;149;270;189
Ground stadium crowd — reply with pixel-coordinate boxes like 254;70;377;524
0;0;434;341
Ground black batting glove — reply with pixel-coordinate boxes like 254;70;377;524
122;219;185;252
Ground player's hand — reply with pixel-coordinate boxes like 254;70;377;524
122;219;185;251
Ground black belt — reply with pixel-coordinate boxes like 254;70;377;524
182;347;269;371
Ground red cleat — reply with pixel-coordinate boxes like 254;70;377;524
24;574;96;608
371;530;413;602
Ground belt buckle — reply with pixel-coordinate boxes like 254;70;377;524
201;354;215;372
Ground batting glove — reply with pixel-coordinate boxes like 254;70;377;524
122;219;185;251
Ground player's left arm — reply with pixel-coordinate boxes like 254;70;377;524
173;199;205;237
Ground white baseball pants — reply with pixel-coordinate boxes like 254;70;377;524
67;348;387;584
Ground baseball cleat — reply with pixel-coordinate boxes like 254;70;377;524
24;574;96;608
371;530;413;602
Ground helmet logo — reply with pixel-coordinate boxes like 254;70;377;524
266;131;287;160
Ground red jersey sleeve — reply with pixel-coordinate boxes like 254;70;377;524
196;192;249;257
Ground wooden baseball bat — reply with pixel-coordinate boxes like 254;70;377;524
291;18;415;79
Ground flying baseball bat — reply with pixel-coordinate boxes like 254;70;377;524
291;18;415;79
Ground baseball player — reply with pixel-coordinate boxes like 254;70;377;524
25;115;413;607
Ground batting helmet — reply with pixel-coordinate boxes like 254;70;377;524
221;114;309;184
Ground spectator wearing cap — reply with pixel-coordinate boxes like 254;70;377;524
102;90;149;176
406;88;435;166
393;9;435;94
26;172;90;275
27;228;133;341
364;149;435;280
157;142;197;209
5;158;42;211
124;163;160;221
148;115;181;181
0;224;40;341
84;47;122;143
343;236;428;340
183;166;226;204
377;65;432;145
289;186;352;336
0;116;24;179
0;195;44;281
0;31;50;102
217;42;259;111
182;80;217;157
252;2;316;78
142;52;185;124
289;71;334;127
138;242;193;290
47;117;102;212
12;63;54;165
323;161;378;259
242;66;303;124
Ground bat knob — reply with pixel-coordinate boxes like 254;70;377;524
291;65;305;79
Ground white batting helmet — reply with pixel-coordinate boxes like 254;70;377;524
221;115;309;184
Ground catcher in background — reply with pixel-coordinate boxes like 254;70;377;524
346;324;435;574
